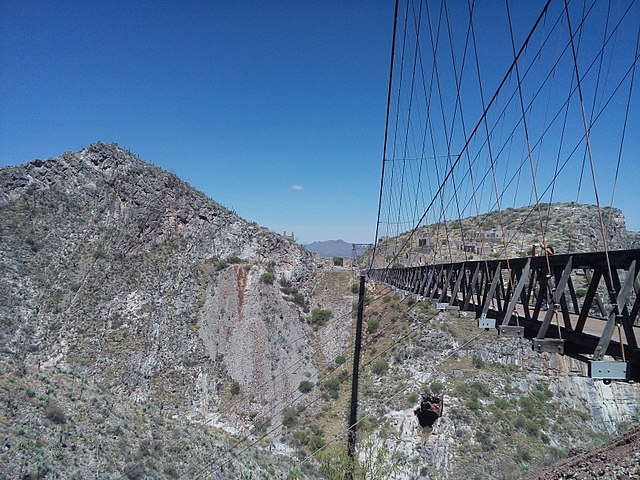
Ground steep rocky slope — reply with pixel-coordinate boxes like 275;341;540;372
369;203;640;268
316;284;640;479
0;143;320;477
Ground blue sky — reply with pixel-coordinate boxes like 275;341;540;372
1;0;393;243
1;0;638;244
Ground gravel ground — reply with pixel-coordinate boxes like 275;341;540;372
525;426;640;480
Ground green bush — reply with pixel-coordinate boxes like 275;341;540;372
455;381;491;401
332;256;343;266
335;355;346;365
351;282;360;294
322;371;347;399
253;416;272;435
310;308;332;326
282;407;298;427
293;429;310;446
372;359;389;375
214;260;229;271
230;381;240;396
367;319;379;334
227;255;243;264
260;272;276;285
430;381;444;394
309;434;326;450
298;380;314;393
472;355;485;369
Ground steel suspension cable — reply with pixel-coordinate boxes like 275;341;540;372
380;0;553;271
506;0;553;277
371;0;401;269
562;0;615;288
608;24;639;228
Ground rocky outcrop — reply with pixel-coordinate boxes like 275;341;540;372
369;203;640;268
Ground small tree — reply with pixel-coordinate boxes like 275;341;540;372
332;256;343;266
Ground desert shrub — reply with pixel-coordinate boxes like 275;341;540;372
331;256;343;266
515;447;532;464
476;429;495;451
309;434;326;450
293;429;310;446
214;260;229;271
44;402;66;424
123;463;146;480
227;255;242;264
367;319;379;334
372;359;389;375
334;355;346;365
290;292;308;310
282;407;299;427
472;355;485;369
260;272;276;285
456;381;491;399
310;308;332;326
466;398;480;412
323;377;342;399
230;381;240;396
253;416;272;435
298;380;314;393
430;380;444;394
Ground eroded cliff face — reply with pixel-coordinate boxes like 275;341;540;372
0;142;317;427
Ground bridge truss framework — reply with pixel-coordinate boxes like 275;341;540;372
369;249;640;381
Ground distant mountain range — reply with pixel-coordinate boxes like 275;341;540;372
304;239;369;258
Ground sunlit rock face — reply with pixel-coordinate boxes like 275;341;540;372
0;142;318;423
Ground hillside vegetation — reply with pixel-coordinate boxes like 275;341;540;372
368;203;640;268
1;144;638;479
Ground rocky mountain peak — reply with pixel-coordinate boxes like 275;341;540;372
0;144;318;432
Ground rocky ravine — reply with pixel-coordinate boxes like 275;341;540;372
1;143;638;479
0;143;322;477
348;289;640;480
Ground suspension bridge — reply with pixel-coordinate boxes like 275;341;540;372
367;0;640;382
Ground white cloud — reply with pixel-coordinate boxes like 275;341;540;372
291;185;303;191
